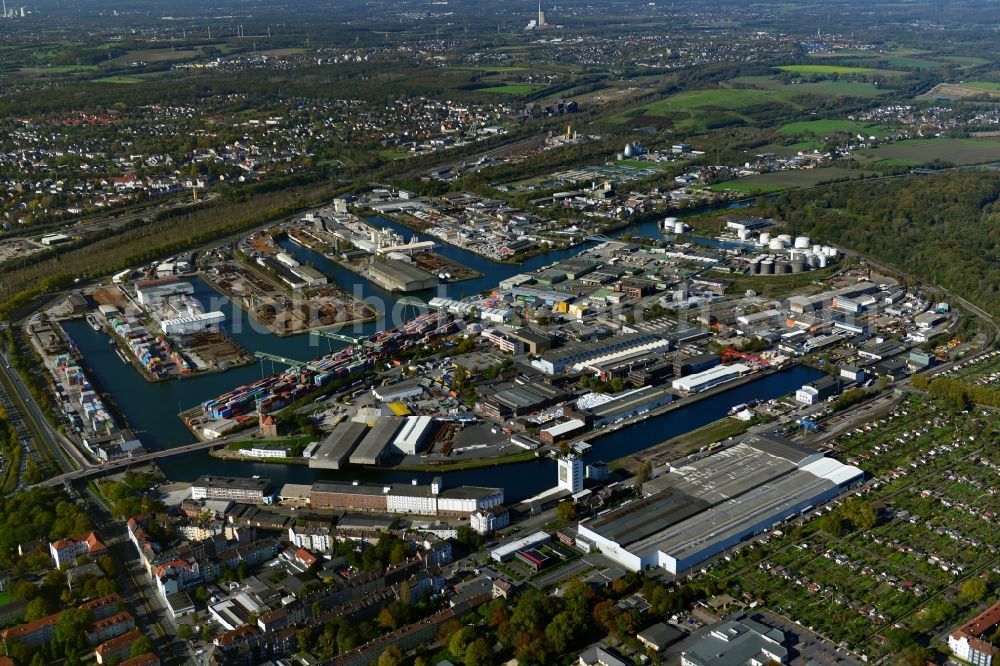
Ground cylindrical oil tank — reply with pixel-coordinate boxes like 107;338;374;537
759;232;771;245
768;238;786;251
749;259;761;274
760;259;774;275
777;234;792;244
812;244;823;255
794;236;810;249
826;246;838;258
791;259;806;273
775;261;790;274
808;253;820;268
819;254;829;268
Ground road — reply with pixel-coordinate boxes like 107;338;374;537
35;431;251;488
0;348;86;475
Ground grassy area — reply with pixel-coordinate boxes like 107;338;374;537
776;64;877;74
475;84;544;94
376;149;411;161
779;119;892;139
708;167;869;194
960;81;1000;91
93;75;143;84
613;80;886;128
391;449;538;472
854;137;1000;166
450;65;528;72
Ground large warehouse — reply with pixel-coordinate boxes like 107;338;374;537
309;421;369;469
349;417;403;465
365;259;438;292
671;363;751;394
576;434;863;574
310;479;503;517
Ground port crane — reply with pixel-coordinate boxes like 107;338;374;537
309;330;381;352
252;351;325;373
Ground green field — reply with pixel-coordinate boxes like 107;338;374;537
879;55;948;69
709;167;869;193
476;84;544;94
94;75;143;84
855;137;1000;166
961;81;1000;91
779;119;894;146
613;80;886;128
451;65;528;72
777;64;877;74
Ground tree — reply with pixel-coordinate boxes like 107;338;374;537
456;525;482;552
377;646;404;666
130;635;154;658
201;625;213;643
464;637;494;666
545;610;584;654
636;461;652;485
556;501;577;522
449;626;475;661
178;623;194;641
24;597;50;622
959;577;988;605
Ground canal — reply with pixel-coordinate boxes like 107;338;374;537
60;198;810;501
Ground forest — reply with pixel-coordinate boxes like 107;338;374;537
766;171;1000;317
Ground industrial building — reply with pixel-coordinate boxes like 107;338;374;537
681;614;788;666
588;385;675;426
392;415;436;455
309;479;503;517
365;259;438;292
575;434;863;574
538;418;586;445
159;311;226;335
672;363;751;394
372;379;424;402
490;531;551;563
795;376;843;405
476;381;566;420
532;333;660;374
348;417;403;465
191;476;273;504
309;421;369;469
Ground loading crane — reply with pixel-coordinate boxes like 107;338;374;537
309;329;381;352
252;351;325;373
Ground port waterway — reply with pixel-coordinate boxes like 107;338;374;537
60;200;823;501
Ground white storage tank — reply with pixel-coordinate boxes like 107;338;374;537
768;238;786;251
812;244;823;255
674;220;685;234
777;234;792;244
825;246;838;258
759;232;771;246
738;229;750;240
818;254;828;268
